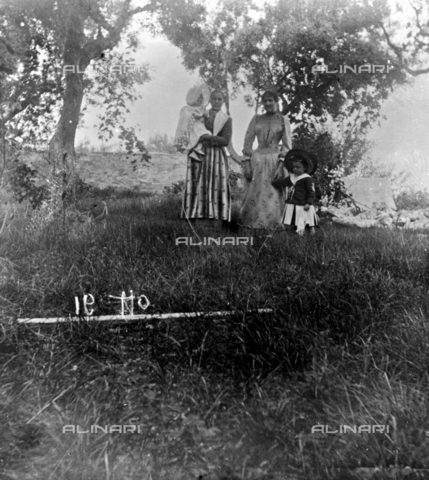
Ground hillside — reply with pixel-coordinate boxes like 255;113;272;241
18;151;243;193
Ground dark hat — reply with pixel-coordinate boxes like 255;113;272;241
285;149;318;175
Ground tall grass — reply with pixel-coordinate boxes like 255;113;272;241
1;189;429;479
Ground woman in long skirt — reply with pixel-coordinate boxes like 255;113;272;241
181;89;232;226
240;90;292;230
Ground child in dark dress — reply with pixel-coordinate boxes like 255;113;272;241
279;150;318;235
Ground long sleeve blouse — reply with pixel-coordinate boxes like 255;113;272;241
204;110;232;147
242;112;292;158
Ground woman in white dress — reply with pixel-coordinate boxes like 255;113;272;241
240;90;292;230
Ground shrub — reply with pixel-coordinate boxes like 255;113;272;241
293;126;350;208
395;189;429;210
229;170;243;188
76;137;97;153
74;176;93;198
163;180;185;195
8;158;50;209
146;133;177;154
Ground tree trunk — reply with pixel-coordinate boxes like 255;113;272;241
48;9;88;203
48;69;85;177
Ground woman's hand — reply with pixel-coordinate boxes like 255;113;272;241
199;134;212;148
304;204;310;211
243;160;252;182
273;164;285;183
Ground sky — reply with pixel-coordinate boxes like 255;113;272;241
75;22;429;192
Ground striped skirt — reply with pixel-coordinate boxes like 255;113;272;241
181;145;231;221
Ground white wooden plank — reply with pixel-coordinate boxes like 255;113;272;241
17;309;274;325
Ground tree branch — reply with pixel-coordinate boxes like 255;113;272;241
408;0;423;31
379;22;403;63
404;65;429;76
82;1;154;62
379;21;429;76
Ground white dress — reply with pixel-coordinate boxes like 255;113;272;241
240;112;292;229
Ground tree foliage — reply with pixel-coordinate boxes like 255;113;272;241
0;1;157;161
161;0;410;135
0;4;63;146
156;0;253;112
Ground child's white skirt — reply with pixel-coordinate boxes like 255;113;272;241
281;203;318;232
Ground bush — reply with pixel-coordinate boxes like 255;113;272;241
74;176;93;197
293;126;350;208
76;137;97;153
229;170;243;188
8;158;50;209
146;133;177;154
163;180;185;195
395;189;429;210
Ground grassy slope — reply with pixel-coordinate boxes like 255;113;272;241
1;190;429;480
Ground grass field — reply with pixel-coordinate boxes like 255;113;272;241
1;186;429;480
